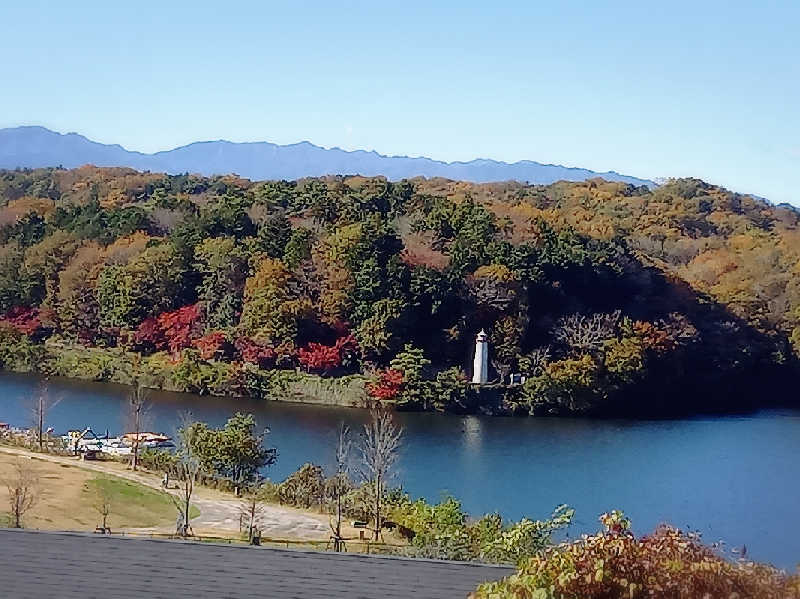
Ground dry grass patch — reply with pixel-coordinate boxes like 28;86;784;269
0;452;194;532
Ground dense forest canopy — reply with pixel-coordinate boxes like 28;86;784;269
0;166;797;415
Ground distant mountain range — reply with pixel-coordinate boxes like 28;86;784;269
0;126;655;187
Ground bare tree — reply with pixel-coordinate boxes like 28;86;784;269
148;207;186;235
93;482;112;532
169;413;200;537
239;482;265;544
31;386;46;451
470;275;518;312
245;203;271;227
3;458;39;528
126;383;150;471
490;358;512;385
520;346;552;378
29;379;60;451
553;311;621;355
359;408;402;541
330;422;352;552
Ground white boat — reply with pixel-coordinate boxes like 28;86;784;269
62;428;173;455
102;439;133;456
122;432;175;450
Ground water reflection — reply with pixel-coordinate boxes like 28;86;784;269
461;415;483;455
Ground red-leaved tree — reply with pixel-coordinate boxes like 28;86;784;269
193;331;230;360
134;304;203;357
134;316;167;352
298;335;358;375
366;368;404;401
157;304;203;356
235;337;277;369
1;307;45;338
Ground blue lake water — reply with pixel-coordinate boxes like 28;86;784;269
1;372;798;569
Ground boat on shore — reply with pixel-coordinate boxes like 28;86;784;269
62;428;174;456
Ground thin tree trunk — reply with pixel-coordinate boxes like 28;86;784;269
359;410;400;543
132;406;140;471
38;397;43;451
374;474;381;541
128;384;149;471
336;488;342;543
184;492;190;534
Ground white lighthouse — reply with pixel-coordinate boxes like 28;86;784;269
472;329;489;384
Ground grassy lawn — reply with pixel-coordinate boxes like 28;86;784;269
0;452;199;532
83;476;200;529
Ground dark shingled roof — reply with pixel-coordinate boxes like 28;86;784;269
0;528;513;598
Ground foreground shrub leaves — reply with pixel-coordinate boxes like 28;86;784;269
475;512;800;599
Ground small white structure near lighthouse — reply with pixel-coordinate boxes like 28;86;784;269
472;329;489;384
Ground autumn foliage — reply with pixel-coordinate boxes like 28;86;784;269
0;307;45;338
234;337;276;368
192;331;230;360
298;335;358;374
134;303;203;356
133;316;166;351
476;512;800;599
366;368;404;400
0;167;799;416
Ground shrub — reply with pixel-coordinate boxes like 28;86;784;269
137;448;178;474
44;346;135;384
480;505;574;566
234;336;276;369
258;479;280;503
0;324;44;371
341;483;375;523
277;463;325;508
229;364;301;400
475;512;800;599
170;349;232;395
391;496;472;560
390;495;573;564
287;373;368;407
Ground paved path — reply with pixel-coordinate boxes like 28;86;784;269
0;446;330;539
186;496;329;539
0;529;512;598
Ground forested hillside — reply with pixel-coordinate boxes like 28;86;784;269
0;166;797;415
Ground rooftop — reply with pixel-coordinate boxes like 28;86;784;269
0;528;512;599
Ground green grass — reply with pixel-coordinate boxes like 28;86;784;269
289;373;368;407
83;476;199;529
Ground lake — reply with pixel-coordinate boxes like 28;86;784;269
1;372;798;569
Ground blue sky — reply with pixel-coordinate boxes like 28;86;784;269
1;1;798;203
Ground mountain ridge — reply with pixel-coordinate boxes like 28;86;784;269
0;126;655;187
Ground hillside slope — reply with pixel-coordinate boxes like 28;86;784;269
0;166;795;415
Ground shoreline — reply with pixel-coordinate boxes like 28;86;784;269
1;342;797;419
2;364;796;421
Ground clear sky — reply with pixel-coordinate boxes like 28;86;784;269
1;1;798;203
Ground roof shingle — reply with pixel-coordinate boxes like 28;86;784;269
0;529;512;598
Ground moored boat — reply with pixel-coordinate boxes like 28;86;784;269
61;428;174;455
